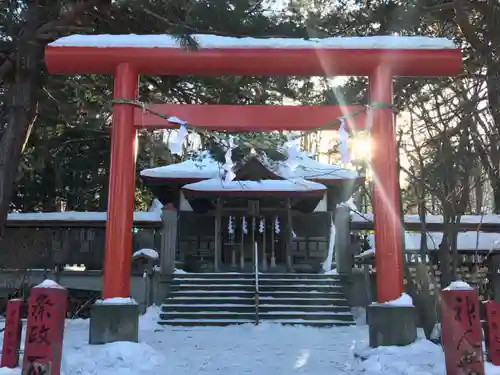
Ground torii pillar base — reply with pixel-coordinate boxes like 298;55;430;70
89;302;139;345
367;304;417;347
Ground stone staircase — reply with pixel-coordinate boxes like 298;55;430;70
159;273;354;327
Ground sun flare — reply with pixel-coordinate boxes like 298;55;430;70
351;137;372;160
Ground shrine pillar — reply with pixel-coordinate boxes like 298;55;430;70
366;65;417;347
90;63;140;345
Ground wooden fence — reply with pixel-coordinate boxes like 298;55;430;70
1;211;500;278
0;215;162;270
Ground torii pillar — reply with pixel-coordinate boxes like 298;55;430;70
44;34;461;345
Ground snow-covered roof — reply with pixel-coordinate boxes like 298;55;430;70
283;153;359;180
182;178;326;193
352;212;500;225
141;152;223;180
140;151;360;182
360;232;500;254
50;34;456;50
133;248;160;260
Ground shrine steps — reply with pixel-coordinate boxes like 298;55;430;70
159;273;354;327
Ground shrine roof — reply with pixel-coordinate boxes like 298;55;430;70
140;151;361;183
182;178;326;198
183;178;326;192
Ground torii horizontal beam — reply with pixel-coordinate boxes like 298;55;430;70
45;35;462;77
134;104;368;131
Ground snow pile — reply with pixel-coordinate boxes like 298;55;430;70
324;269;339;275
34;279;66;289
62;339;167;375
50;34;456;50
138;305;163;332
355;336;500;375
354;338;446;375
133;249;159;260
351;307;367;325
443;280;473;291
94;297;138;305
380;293;414;307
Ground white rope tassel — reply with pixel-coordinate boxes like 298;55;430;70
274;217;280;234
223;137;235;183
338;118;350;164
242;216;248;235
228;216;234;235
259;218;265;234
284;134;300;172
170;123;188;156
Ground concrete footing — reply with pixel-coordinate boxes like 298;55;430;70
367;304;417;347
89;302;139;345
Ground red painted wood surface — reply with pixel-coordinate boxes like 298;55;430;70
440;288;484;375
134;104;367;131
1;299;24;368
45;46;462;77
484;300;500;365
102;63;139;299
369;66;403;302
22;285;68;375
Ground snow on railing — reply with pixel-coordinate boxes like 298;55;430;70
254;241;260;326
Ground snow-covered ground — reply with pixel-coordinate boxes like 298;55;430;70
2;306;500;375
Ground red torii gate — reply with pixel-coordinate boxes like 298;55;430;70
45;35;462;305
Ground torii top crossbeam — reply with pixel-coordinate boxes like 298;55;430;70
46;34;461;76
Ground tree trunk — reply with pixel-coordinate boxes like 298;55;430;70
438;233;452;288
0;3;43;236
493;179;500;214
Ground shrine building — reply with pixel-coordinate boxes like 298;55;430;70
140;150;362;274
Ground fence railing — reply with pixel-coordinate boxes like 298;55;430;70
0;215;162;271
350;214;500;233
2;212;499;272
254;241;260;325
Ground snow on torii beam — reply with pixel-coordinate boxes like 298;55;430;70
45;34;461;76
45;34;462;303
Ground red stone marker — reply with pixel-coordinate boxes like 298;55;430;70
1;299;24;368
440;285;484;375
484;300;500;365
22;280;68;375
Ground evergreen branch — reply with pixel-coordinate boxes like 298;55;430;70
0;0;109;84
